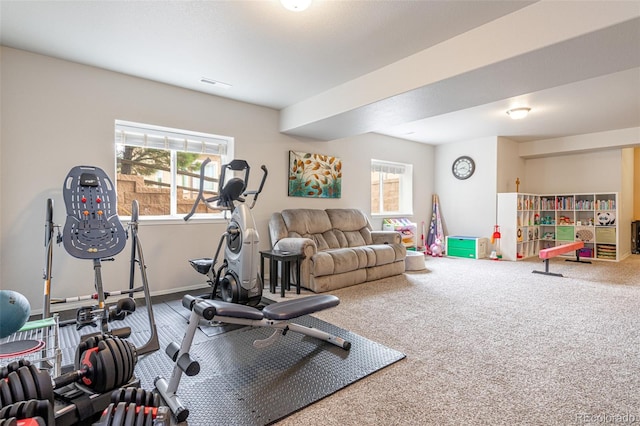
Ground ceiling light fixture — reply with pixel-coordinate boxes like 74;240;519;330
506;107;531;120
200;77;232;89
281;0;312;12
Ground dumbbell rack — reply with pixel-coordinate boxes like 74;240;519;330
0;314;62;378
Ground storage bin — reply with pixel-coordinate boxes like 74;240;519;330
577;247;593;258
595;227;616;244
556;226;575;241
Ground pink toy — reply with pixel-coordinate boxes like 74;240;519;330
429;238;443;257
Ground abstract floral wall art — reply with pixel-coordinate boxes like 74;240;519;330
288;151;342;198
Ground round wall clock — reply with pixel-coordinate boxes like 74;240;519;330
452;156;475;180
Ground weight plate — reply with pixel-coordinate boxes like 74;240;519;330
7;401;24;418
135;406;145;426
100;402;115;425
115;339;131;387
104;339;125;388
18;400;36;418
144;408;153;426
116;340;133;386
75;335;95;369
0;360;28;380
28;365;52;404
110;387;124;404
124;387;135;405
6;372;24;403
114;339;131;387
135;389;146;406
111;401;126;426
0;378;13;406
124;402;136;425
123;340;136;384
74;335;94;369
16;367;37;401
95;344;115;393
116;339;134;387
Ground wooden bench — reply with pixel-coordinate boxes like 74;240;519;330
533;241;591;277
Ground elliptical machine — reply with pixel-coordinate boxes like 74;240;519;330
184;158;268;307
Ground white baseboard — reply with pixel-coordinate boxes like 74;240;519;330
29;283;211;316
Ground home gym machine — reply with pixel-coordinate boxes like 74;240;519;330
184;158;268;307
60;165;159;355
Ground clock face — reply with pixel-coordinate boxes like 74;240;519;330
452;156;475;180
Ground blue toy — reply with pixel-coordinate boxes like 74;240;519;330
0;290;31;338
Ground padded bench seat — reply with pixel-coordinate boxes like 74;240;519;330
183;294;340;321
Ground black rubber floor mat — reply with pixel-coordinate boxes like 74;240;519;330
54;299;405;425
148;315;405;425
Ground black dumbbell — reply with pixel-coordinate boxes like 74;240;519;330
0;399;53;425
61;336;137;394
0;361;32;380
110;387;159;408
0;336;136;407
0;417;46;426
94;400;170;426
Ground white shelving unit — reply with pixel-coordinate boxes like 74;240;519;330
497;192;619;262
496;193;540;261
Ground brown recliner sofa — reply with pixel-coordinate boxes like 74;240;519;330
268;208;406;293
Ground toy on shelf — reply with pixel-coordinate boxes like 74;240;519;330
558;216;573;225
383;217;417;249
540;216;555;225
597;211;615;225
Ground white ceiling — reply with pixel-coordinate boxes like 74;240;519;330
1;0;639;145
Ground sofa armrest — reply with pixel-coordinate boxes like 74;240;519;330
273;237;317;258
371;230;402;245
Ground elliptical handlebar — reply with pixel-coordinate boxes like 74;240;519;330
184;158;214;221
184;158;267;221
245;165;268;209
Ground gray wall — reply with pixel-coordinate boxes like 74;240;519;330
0;47;434;311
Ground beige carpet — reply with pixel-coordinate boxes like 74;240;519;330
271;254;640;425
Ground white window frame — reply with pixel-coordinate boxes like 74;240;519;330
114;120;234;221
371;159;413;216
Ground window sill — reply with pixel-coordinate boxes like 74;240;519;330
372;212;414;218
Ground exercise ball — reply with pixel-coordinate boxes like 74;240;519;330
0;290;31;338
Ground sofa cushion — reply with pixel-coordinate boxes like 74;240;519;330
313;249;360;277
333;229;368;248
367;244;399;265
326;209;373;245
311;244;403;277
281;209;332;235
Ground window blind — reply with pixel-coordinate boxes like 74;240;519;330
371;160;406;175
115;120;229;155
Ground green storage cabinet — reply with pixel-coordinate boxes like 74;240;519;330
446;236;488;259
